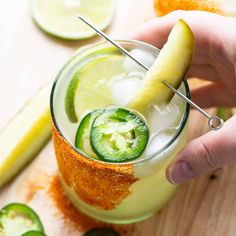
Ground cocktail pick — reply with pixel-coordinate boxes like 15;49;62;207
76;15;224;131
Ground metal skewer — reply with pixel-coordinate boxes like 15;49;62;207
76;15;224;131
163;82;223;130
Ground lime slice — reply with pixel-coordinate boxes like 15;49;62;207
65;55;124;121
217;107;232;121
128;19;194;111
0;85;51;188
65;69;82;123
32;0;115;40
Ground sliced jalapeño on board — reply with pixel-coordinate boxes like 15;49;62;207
0;203;44;236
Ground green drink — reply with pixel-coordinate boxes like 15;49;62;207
50;39;190;224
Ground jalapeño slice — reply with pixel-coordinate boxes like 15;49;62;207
0;203;44;236
83;227;119;236
75;110;103;158
90;108;149;162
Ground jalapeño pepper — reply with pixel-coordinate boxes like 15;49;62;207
0;203;44;236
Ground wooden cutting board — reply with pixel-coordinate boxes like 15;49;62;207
1;0;236;235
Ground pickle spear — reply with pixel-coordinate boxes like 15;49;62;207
128;19;194;111
0;85;51;188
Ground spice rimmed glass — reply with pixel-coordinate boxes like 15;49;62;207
50;40;190;224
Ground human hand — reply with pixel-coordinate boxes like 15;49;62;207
127;10;236;184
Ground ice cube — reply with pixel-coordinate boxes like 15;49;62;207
148;101;182;132
145;131;174;156
123;49;155;72
111;77;142;106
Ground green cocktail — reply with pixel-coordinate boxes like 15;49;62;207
50;19;193;224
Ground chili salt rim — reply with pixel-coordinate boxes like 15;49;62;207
50;39;190;167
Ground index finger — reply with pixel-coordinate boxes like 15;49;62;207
126;10;225;54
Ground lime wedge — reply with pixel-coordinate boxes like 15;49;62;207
0;85;51;188
217;107;233;121
65;55;124;121
32;0;115;40
128;19;194;111
65;69;82;123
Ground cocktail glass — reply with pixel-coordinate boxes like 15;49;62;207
50;40;190;224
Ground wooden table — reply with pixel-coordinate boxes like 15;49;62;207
1;0;236;235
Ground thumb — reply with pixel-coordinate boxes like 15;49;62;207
167;115;236;184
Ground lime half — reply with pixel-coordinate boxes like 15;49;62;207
65;55;124;121
32;0;115;40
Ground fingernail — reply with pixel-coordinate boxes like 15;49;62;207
167;161;196;184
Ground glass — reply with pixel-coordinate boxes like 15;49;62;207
50;40;190;224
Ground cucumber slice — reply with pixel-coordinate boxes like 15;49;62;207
90;108;149;162
32;0;115;40
128;19;194;111
0;84;51;189
0;203;44;236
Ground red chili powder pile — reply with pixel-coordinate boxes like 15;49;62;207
49;175;133;235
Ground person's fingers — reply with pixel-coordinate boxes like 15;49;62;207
190;83;236;107
127;10;226;53
126;16;174;49
187;64;219;81
191;53;210;65
166;115;236;184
